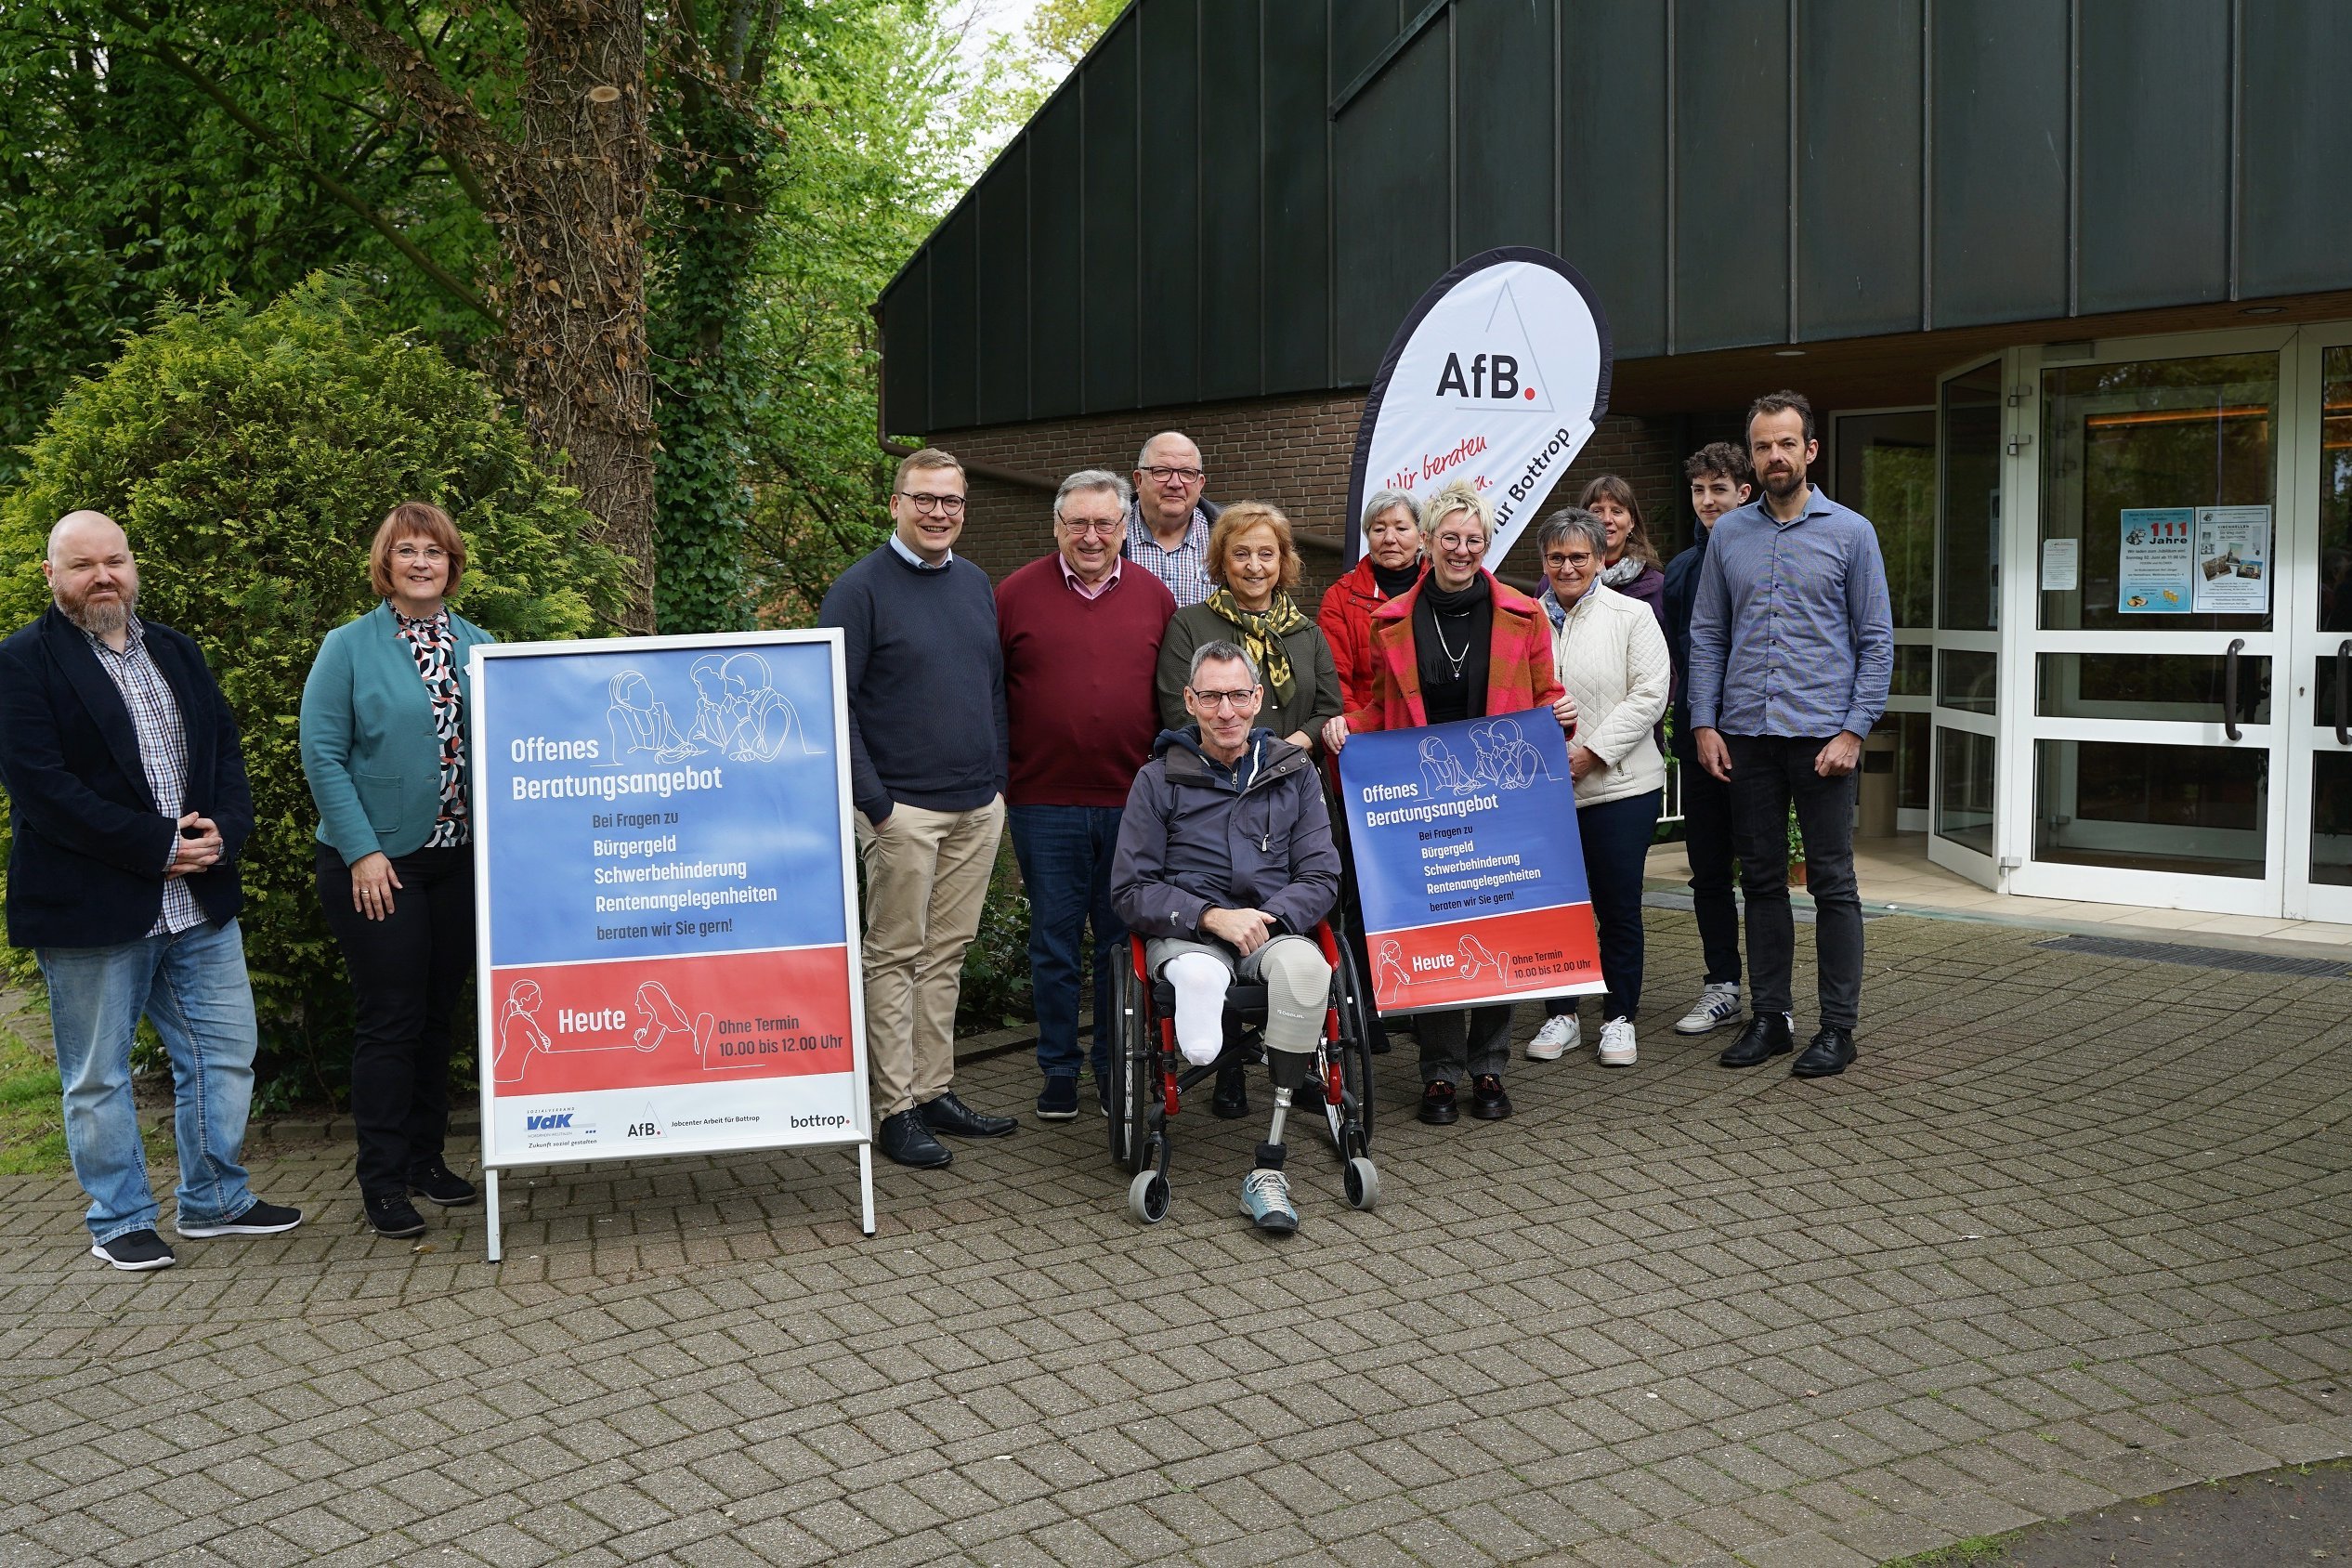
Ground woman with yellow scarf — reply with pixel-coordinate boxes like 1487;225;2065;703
1155;502;1342;754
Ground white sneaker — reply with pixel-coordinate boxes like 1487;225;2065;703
1598;1018;1638;1066
1673;982;1743;1036
1525;1013;1579;1061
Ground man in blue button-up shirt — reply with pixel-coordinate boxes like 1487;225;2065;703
1687;392;1893;1080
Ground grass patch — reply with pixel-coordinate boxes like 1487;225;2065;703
1882;1535;2014;1566
0;1030;71;1177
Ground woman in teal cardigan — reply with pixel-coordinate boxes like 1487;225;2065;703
299;503;496;1240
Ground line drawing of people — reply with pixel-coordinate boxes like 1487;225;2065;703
686;655;744;755
631;980;716;1062
720;651;816;761
1375;939;1412;1002
1418;736;1481;796
605;670;700;763
1471;716;1552;789
1457;934;1510;984
494;980;553;1084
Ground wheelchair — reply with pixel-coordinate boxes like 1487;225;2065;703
1106;921;1379;1223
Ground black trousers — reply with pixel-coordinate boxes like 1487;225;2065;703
318;844;477;1198
1724;736;1863;1031
1678;761;1744;987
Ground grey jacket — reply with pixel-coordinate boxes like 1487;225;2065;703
1111;727;1339;941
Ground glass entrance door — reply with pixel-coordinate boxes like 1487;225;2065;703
2285;329;2352;921
2009;335;2290;916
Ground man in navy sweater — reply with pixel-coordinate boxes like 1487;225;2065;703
820;449;1018;1168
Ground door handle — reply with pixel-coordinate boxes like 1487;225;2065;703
2223;638;2244;741
2337;639;2349;747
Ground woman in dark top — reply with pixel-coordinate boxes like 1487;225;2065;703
1321;479;1571;1127
299;503;496;1240
1582;474;1667;629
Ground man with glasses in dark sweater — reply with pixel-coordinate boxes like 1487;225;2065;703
820;449;1018;1168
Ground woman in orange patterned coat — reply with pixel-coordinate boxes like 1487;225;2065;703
1320;478;1574;1128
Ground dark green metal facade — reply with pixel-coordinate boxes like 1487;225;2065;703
879;0;2352;436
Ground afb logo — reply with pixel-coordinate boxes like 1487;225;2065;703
1430;282;1554;412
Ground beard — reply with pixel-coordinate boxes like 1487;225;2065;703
58;576;137;638
1760;464;1806;501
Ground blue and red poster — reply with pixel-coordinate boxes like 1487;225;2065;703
470;632;869;1173
1337;710;1602;1014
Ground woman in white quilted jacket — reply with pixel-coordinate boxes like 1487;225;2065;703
1524;507;1672;1068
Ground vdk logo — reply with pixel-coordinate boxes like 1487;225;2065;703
526;1112;573;1130
1429;281;1554;412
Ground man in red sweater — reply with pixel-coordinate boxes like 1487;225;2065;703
998;471;1177;1120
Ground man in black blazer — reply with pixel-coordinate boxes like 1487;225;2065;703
0;511;301;1270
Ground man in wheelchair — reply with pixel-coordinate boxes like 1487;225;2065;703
1110;640;1340;1233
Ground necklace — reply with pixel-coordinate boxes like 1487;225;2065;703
1431;608;1473;677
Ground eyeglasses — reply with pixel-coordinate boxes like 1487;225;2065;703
895;491;967;515
392;544;449;562
1140;465;1205;486
1545;552;1597;569
1060;517;1122;536
1188;688;1259;712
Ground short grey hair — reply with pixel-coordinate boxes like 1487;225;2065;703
1052;468;1130;521
1134;430;1201;471
1361;488;1421;532
1535;506;1609;560
1186;639;1261;690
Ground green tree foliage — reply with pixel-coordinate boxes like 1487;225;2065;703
0;276;629;1102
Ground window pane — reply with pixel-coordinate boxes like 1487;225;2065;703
1890;644;1933;699
2317;754;2352;887
2039;351;2278;634
2033;739;2267;879
1889;711;1929;813
1836;411;1936;629
2038;653;2269;725
1934;725;1994;854
2319;346;2351;634
1938;648;1997;714
1939;362;2003;632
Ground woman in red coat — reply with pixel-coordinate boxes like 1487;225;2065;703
1316;490;1425;712
1321;478;1573;1128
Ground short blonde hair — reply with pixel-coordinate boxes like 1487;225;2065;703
1208;502;1302;592
369;502;466;597
1419;479;1491;549
893;446;965;491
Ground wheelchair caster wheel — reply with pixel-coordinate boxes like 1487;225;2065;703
1128;1170;1170;1224
1343;1156;1379;1211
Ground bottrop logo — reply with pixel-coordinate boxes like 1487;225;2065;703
1429;283;1554;412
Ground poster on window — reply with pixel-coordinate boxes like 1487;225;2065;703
2191;505;2270;614
470;630;873;1252
1335;711;1602;1015
2117;508;2194;614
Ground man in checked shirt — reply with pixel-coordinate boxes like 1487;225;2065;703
0;512;302;1270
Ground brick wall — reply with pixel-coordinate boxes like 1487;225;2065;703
930;392;1717;597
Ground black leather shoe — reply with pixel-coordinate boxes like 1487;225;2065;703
1718;1012;1794;1068
364;1194;427;1238
1470;1074;1512;1120
407;1160;478;1207
1791;1026;1858;1078
879;1108;953;1168
918;1091;1016;1139
1418;1080;1458;1126
1211;1061;1249;1119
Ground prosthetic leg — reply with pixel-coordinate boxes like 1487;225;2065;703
1238;937;1331;1235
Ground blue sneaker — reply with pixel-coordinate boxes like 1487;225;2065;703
1036;1077;1079;1121
1238;1168;1298;1234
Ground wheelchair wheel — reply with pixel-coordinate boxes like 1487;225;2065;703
1327;939;1376;1157
1107;961;1153;1172
1128;1169;1171;1224
1344;1156;1380;1211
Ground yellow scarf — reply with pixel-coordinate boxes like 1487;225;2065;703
1206;587;1308;704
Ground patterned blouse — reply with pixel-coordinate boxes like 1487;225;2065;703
393;606;469;847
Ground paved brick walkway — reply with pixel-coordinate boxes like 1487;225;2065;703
3;913;2349;1567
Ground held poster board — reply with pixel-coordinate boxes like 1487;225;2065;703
469;631;873;1258
1336;711;1603;1015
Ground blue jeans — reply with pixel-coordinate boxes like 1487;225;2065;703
38;918;259;1243
1009;804;1125;1083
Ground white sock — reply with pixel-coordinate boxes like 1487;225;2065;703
1164;952;1231;1065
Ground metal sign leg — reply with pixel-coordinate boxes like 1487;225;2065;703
858;1143;875;1237
486;1169;503;1262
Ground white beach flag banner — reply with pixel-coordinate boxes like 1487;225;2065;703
1344;248;1613;569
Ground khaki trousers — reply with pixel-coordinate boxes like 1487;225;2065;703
855;797;1005;1117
